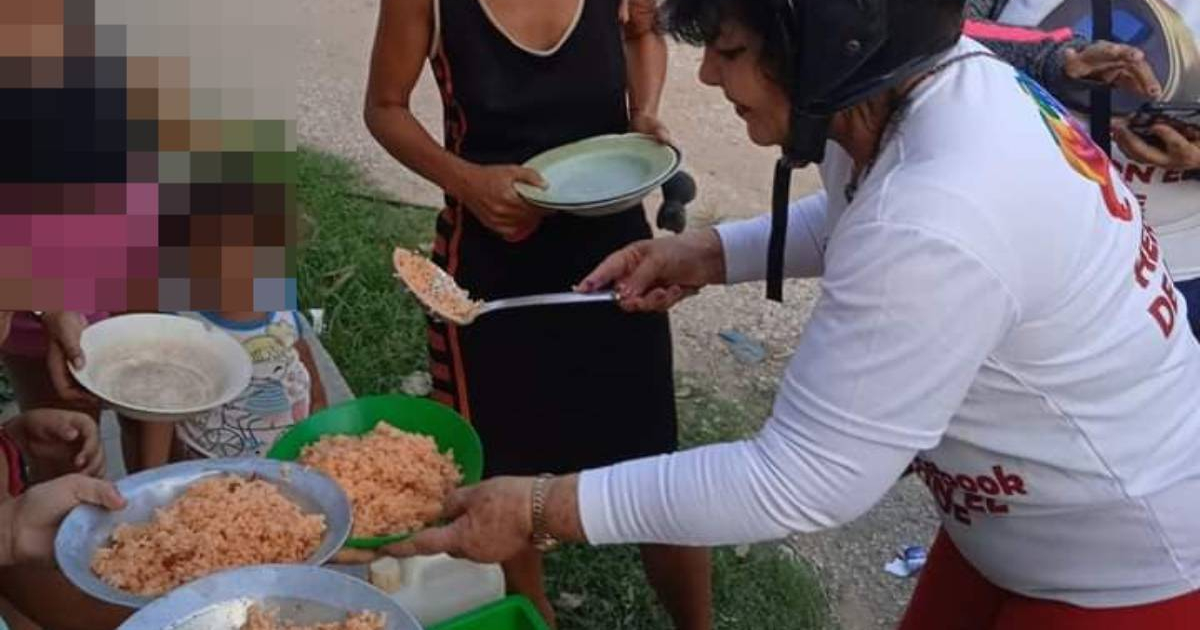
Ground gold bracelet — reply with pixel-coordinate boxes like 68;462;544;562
530;474;560;552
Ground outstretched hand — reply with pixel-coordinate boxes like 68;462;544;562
576;229;725;312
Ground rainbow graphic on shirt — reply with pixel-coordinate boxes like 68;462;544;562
1015;73;1134;222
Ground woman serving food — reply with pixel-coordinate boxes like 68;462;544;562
385;0;1200;627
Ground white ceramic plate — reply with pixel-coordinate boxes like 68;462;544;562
515;133;681;212
69;313;252;422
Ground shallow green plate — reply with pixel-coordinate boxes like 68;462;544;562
515;133;680;208
267;394;483;549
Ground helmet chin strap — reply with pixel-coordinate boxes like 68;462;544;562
767;109;830;302
1090;0;1113;155
767;158;792;302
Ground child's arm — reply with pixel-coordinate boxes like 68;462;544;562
296;338;328;413
0;591;40;630
136;421;174;470
4;410;103;480
117;414;174;473
0;449;20;568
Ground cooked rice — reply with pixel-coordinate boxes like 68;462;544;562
393;248;482;324
241;605;385;630
91;475;326;596
299;422;462;537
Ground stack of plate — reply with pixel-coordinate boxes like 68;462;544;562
117;565;423;630
515;133;681;217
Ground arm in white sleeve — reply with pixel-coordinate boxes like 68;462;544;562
578;220;1019;546
716;192;829;284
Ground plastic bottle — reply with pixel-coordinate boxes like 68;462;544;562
368;554;506;626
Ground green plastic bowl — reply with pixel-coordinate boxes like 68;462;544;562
429;596;549;630
266;394;483;549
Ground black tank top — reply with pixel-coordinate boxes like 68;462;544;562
423;1;678;473
435;0;630;165
430;0;652;299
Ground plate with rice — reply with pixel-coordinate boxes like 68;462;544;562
55;458;353;609
117;564;422;630
267;394;483;549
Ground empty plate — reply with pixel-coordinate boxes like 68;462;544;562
69;313;252;422
515;133;680;210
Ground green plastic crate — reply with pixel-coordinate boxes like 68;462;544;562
429;596;549;630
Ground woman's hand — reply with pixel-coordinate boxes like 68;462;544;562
576;229;725;312
6;474;125;565
384;475;588;564
630;111;672;145
1062;41;1162;99
41;312;96;404
383;477;535;563
451;164;549;242
7;409;104;478
1114;120;1200;170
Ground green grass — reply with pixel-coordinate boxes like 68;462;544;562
545;386;828;630
296;149;437;395
297;147;830;630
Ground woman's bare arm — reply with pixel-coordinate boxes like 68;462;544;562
622;0;668;121
363;0;473;197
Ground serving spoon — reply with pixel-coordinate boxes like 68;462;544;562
418;289;619;325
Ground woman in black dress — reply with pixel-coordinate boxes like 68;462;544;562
364;0;711;627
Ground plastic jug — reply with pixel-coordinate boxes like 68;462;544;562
368;554;506;626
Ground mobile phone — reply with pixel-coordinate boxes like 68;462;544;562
1127;102;1200;149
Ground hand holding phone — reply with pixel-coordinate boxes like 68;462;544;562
1126;102;1200;146
1116;102;1200;169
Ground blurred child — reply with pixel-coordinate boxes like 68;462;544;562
137;311;328;467
18;311;327;471
0;311;127;630
0;408;120;630
0;313;110;476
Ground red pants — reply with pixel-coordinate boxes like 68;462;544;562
899;530;1200;630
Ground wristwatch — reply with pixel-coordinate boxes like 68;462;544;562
530;474;560;553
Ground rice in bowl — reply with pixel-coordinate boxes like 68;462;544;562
298;422;462;538
91;475;326;596
241;605;385;630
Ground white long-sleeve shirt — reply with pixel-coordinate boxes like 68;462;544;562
577;39;1200;608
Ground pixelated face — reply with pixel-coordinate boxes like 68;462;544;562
0;0;298;313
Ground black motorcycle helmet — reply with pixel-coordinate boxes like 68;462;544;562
664;0;967;300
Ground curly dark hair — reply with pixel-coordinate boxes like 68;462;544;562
661;0;789;83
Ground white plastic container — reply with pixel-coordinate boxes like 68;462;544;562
368;554;506;626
